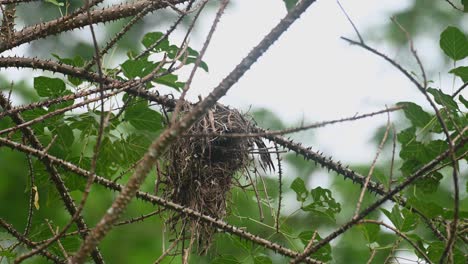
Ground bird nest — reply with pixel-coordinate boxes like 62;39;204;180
161;102;272;253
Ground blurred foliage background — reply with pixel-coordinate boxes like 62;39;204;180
0;0;467;263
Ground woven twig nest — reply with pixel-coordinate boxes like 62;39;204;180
162;102;272;253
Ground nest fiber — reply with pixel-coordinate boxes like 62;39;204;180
163;102;271;252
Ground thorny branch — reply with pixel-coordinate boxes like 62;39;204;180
71;0;318;262
342;36;460;264
0;0;465;263
0;0;189;52
0;136;322;264
290;130;466;263
0;93;105;264
0;218;64;263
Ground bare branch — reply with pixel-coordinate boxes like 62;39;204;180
71;1;319;262
342;33;460;264
336;0;363;43
0;137;323;264
0;0;188;52
185;105;403;138
296;129;466;258
0;92;105;264
359;220;432;264
353;109;391;218
0;218;64;263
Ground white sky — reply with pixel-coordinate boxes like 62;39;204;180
180;0;449;164
2;1;465;261
6;0;465;164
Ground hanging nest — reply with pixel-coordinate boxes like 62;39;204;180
161;102;273;254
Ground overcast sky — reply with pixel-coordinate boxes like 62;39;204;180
179;0;446;164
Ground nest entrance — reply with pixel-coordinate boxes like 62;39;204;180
162;102;272;253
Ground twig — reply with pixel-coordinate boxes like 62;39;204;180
184;105;403;138
5;133;456;264
388;125;397;192
153;236;182;264
359;220;432;263
366;249;377;264
275;143;283;233
391;17;427;89
336;0;363;43
132;0;196;62
0;218;64;263
444;0;464;11
171;0;222;122
114;209;164;226
71;1;319;262
353;109;391;218
0;0;188;52
46;220;69;258
0;92;104;264
289;230;317;264
0;0;40;4
23;149;35;236
384;238;402;264
452;81;467;97
246;167;264;221
292;130;466;260
341;37;460;261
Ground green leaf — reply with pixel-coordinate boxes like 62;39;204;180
297;231;332;262
45;0;64;6
397;126;416;145
253;255;272;264
381;206;403;230
440;26;468;61
397;102;432;128
21;108;48;134
462;0;468;12
400;208;418;232
427;241;465;263
298;230;315;245
427;88;459;111
358;222;380;242
185;47;209;72
0;249;16;258
400;159;421;176
424;140;449;161
34;76;66;97
52;54;85;85
449;66;468;82
459;94;468;108
185;57;209;72
399;140;426;161
407;197;444;218
154;72;184;91
381;205;419;232
374;170;389;189
399;138;448;176
283;0;299;11
48;91;74;112
121;58;158;79
415;172;443;194
302;187;341;220
120;133;154;163
62;157;88;191
290;177;308;202
99;137;125;169
212;255;241;264
124;101;164;132
49;124;75;156
141;32;170;52
69;112;100;137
